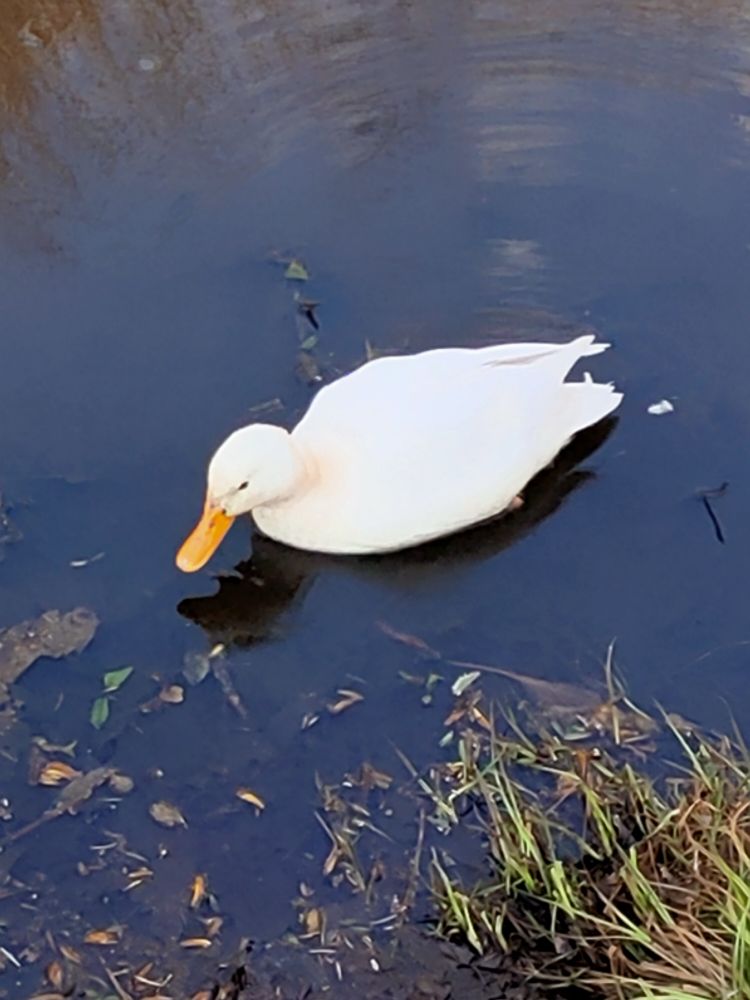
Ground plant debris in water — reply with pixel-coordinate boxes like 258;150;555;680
696;480;729;545
0;607;98;695
425;662;750;999
89;664;134;729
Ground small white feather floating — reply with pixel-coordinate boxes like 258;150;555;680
177;335;623;568
647;399;675;416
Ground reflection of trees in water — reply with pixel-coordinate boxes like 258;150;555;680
466;1;750;187
2;0;750;252
0;0;447;252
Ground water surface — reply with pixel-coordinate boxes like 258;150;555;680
1;0;750;993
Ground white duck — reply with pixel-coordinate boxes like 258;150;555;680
176;335;621;570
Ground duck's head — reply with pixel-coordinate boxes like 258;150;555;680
176;424;301;572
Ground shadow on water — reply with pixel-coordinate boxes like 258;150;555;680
178;419;616;646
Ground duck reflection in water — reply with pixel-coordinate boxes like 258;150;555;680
177;418;616;647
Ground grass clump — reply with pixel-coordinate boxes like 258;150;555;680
427;670;750;999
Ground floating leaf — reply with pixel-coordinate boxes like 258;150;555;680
327;688;364;715
90;696;110;730
451;671;481;697
140;683;185;714
190;874;207;909
84;927;121;946
46;959;65;989
180;937;212;949
202;916;223;938
124;866;153;890
149;800;187;828
32;736;77;757
38;761;81;786
302;906;324;936
102;666;133;693
284;259;309;281
422;672;443;706
160;684;184;704
236;787;266;812
322;843;340;876
300;334;318;351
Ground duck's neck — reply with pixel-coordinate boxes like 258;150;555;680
255;427;316;509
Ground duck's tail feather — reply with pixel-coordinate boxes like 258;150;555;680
564;375;623;436
573;334;611;357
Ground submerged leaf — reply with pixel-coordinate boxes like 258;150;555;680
90;696;110;730
108;772;134;794
149;800;187;828
183;650;211;686
296;350;321;384
377;621;441;658
0;607;99;687
38;761;81;786
102;666;133;693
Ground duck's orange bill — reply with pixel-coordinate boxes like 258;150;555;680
176;499;235;573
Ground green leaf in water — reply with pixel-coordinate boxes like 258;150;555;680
90;696;110;730
102;666;134;693
284;259;309;281
300;334;318;350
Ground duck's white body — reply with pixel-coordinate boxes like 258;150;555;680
241;335;621;555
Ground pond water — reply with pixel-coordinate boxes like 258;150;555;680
1;0;750;995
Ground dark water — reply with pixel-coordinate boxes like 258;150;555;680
1;0;750;992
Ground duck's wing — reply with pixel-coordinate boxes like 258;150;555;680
288;337;620;550
298;336;615;440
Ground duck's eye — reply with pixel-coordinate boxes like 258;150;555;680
238;481;249;491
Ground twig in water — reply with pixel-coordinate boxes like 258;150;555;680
696;481;728;544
